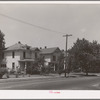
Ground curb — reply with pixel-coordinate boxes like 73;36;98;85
0;75;60;83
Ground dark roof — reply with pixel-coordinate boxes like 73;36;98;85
31;47;40;51
40;47;61;54
5;43;26;51
5;42;39;51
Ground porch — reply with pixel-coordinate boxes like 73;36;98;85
49;61;58;72
19;59;35;72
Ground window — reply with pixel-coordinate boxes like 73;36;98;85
12;51;15;58
23;51;26;59
53;55;56;61
35;52;37;58
12;62;15;69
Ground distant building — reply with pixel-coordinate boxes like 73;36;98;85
40;47;62;71
3;41;40;71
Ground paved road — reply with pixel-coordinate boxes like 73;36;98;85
0;76;100;90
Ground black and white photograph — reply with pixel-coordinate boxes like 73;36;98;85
1;2;100;92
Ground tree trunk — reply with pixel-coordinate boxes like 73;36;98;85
68;73;70;77
86;72;88;76
0;74;2;79
85;65;89;76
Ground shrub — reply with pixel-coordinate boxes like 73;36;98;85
32;69;40;74
10;69;16;74
0;67;8;79
31;66;40;74
73;68;81;73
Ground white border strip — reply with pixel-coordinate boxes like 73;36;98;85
0;1;100;4
0;90;100;99
0;1;100;99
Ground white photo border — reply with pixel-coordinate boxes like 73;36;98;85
0;1;100;99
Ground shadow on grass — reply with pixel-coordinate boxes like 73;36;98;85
73;73;98;77
61;73;99;78
66;76;77;78
84;74;97;77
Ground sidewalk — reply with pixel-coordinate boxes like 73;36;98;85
0;72;99;83
0;74;61;83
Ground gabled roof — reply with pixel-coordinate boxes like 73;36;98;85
5;42;26;51
31;47;40;51
5;42;39;51
40;47;61;54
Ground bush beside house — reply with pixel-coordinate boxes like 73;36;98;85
0;67;8;79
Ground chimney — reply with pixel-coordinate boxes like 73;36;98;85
18;41;21;44
62;49;64;52
45;46;47;49
25;44;30;50
40;47;42;49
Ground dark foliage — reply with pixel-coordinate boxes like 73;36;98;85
68;38;100;75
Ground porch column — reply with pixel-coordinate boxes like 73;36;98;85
25;62;27;70
64;61;66;70
54;64;56;71
18;61;20;68
19;62;24;71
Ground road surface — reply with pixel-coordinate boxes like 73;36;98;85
0;76;100;90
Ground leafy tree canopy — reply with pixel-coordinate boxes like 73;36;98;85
68;38;100;75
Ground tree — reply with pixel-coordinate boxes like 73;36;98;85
31;61;40;74
36;56;46;75
26;65;32;77
57;53;64;75
90;40;100;57
78;52;95;75
87;40;100;73
66;54;73;77
0;30;5;67
68;38;94;75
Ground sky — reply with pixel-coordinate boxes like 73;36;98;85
0;3;100;50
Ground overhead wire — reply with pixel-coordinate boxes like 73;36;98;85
0;13;66;34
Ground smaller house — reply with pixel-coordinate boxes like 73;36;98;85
40;47;62;71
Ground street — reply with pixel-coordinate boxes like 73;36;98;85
0;76;100;90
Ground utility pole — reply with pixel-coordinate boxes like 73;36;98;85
63;34;72;77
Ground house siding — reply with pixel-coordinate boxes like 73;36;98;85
20;50;32;60
43;54;52;65
41;51;62;66
4;51;20;70
3;49;40;70
31;51;40;59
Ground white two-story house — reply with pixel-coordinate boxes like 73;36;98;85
3;41;40;71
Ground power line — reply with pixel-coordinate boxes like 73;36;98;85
0;13;66;34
